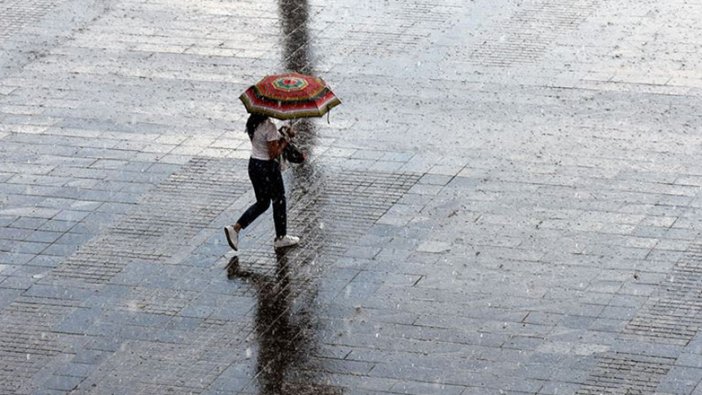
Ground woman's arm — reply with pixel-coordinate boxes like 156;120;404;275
267;138;288;159
267;124;296;159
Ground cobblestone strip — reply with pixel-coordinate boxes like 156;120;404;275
0;295;81;394
118;287;197;316
623;242;702;344
287;169;419;254
578;239;702;392
467;0;599;66
0;0;66;39
577;353;676;394
329;0;462;57
50;157;249;284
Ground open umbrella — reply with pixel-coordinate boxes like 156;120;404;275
239;72;341;120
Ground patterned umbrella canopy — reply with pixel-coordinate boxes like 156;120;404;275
239;72;341;120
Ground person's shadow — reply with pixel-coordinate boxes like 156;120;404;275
226;253;340;395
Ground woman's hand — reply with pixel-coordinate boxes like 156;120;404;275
279;125;295;138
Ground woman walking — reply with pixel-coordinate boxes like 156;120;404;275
224;114;300;250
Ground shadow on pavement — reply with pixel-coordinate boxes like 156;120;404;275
226;253;341;395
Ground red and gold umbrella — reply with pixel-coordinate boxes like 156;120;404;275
239;72;341;120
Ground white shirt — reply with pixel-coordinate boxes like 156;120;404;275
250;119;280;160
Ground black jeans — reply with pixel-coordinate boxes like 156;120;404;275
237;158;286;237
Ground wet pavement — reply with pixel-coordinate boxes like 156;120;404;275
2;0;702;393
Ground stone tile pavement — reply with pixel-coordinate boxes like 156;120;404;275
2;0;702;393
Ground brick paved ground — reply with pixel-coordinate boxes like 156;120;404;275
2;0;702;394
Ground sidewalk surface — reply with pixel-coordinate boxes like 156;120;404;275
2;0;702;393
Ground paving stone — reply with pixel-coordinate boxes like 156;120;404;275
538;381;584;395
38;219;77;233
0;251;35;265
0;274;35;290
5;240;48;255
10;216;48;229
390;381;466;395
415;240;452;253
71;349;109;365
42;374;84;391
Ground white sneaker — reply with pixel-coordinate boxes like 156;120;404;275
224;225;239;251
274;235;300;249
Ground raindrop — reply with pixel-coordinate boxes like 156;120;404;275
245;348;252;359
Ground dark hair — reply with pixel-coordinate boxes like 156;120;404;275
246;114;268;139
